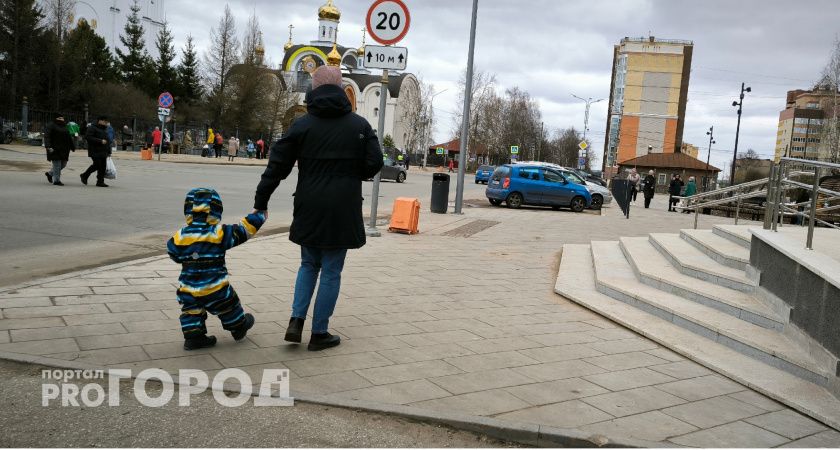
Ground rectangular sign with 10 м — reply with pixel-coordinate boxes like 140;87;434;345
364;45;408;70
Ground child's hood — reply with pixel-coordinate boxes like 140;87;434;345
184;188;223;226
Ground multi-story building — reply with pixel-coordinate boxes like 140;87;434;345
39;0;166;58
603;36;693;178
774;88;834;162
681;142;699;159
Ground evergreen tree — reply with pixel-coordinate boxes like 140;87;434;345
177;35;203;103
0;0;47;109
154;21;178;95
60;19;116;108
116;0;154;91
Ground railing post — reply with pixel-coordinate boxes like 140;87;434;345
735;196;742;225
772;161;784;232
806;167;820;250
694;203;699;229
20;98;29;138
764;165;776;229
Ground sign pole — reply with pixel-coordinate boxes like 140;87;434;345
367;68;389;237
158;116;164;161
454;0;479;214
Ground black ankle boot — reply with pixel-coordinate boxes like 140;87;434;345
308;332;340;351
231;313;255;341
285;317;304;343
184;335;217;350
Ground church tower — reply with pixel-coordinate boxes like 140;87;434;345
314;0;341;45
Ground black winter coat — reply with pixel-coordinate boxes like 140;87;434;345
85;124;110;158
642;175;656;198
44;121;75;161
669;179;684;196
255;84;384;250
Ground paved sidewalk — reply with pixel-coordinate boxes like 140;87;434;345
1;199;838;447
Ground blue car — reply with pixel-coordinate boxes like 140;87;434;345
474;165;495;184
485;163;592;212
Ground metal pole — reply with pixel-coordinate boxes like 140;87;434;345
705;126;713;192
20;98;28;138
158;116;164;161
803;117;811;160
537;121;544;161
454;0;479;215
132;116;137;152
735;197;742;225
806;166;820;250
366;68;389;237
764;165;776;229
730;83;745;186
694;203;700;229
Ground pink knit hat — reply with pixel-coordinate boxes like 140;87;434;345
311;65;343;89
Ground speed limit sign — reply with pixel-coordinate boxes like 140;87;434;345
366;0;411;45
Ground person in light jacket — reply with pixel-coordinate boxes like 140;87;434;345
227;136;239;161
628;168;641;205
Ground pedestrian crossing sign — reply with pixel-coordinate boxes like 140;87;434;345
436;147;445;155
510;145;519;154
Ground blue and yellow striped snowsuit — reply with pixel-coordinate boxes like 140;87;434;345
167;188;266;338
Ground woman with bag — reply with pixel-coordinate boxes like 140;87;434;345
227;136;239;162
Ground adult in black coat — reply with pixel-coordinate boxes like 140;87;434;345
642;170;657;209
254;65;383;351
668;174;684;211
81;116;111;187
43;114;75;186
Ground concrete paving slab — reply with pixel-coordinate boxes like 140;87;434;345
443;351;539;372
661;395;767;429
745;409;828;440
779;429;840;448
669;420;789;448
583;367;677;391
648;360;713;379
511;359;607;382
429;368;537;395
335;379;454;405
584;351;669;371
495;400;614;428
580;386;686;418
290;371;374;394
412;389;531;416
356;360;463;385
10;323;127;342
504;377;608;406
375;343;474;364
656;374;746;402
580;410;699;443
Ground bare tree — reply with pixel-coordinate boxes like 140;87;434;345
453;68;497;139
399;76;433;160
818;36;840;163
241;10;261;65
42;0;75;109
204;4;240;124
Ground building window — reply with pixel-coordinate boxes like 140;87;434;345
657;173;666;185
374;107;379;117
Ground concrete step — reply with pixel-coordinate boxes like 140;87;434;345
713;224;753;248
591;240;831;386
680;229;750;271
619;236;784;329
555;243;840;431
649;233;755;292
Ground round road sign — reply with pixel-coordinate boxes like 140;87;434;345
158;92;174;108
366;0;410;45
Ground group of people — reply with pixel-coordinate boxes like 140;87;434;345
168;65;383;351
43;113;115;187
627;168;696;211
203;127;267;160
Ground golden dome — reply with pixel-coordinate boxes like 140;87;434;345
357;45;365;57
327;43;342;67
318;0;341;21
284;41;293;51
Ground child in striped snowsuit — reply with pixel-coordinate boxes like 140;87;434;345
167;188;266;350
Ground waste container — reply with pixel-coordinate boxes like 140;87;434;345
431;173;450;214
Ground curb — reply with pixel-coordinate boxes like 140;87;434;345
0;350;660;448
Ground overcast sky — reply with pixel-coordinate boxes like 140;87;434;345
164;0;839;171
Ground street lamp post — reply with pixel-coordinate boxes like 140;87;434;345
730;83;751;186
571;94;604;168
705;126;715;191
454;0;479;215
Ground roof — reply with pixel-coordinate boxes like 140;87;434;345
618;152;720;172
344;72;410;98
428;138;488;155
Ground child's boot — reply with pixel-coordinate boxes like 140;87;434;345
231;313;255;341
184;335;217;350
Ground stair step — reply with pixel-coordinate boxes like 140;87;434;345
555;243;840;431
713;224;753;248
619;236;784;329
649;233;755;292
591;240;829;385
680;229;750;271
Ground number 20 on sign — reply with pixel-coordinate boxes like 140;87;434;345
366;0;411;45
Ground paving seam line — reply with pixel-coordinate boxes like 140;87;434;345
0;350;656;448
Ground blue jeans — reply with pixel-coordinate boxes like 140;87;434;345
291;246;348;333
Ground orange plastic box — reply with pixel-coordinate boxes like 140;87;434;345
388;197;420;234
140;148;153;160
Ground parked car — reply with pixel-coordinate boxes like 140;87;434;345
557;168;612;210
378;157;407;183
2;120;17;144
571;168;607;187
485;163;592;212
474;165;495;184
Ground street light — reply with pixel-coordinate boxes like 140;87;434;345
705;126;715;191
571;94;604;169
730;83;751;185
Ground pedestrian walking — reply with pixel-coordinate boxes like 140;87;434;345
227;136;239;162
253;65;384;351
163;128;171;154
628;168;641;204
214;131;224;158
120;125;133;151
256;137;266;159
405;153;410;170
246;139;255;158
448;158;455;173
183;129;193;153
682;176;697;214
106;122;116;154
397;152;404;167
642;169;656;209
206;126;215;157
43;114;75;186
167;188;266;350
152;126;162;155
80;115;111;187
669;174;684;212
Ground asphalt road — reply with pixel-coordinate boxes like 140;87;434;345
0;359;521;448
0;147;486;287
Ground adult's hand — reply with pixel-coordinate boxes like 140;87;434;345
101;139;107;145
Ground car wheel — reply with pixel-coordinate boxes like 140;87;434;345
591;194;603;210
397;172;406;183
489;199;502;206
2;131;12;144
571;196;586;213
475;179;479;184
506;192;523;209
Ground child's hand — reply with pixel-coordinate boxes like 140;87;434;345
253;209;267;220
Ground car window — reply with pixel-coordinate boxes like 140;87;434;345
519;167;540;180
491;166;509;180
561;170;586;185
479;165;494;172
542;170;565;183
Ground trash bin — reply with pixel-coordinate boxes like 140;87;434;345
431;173;450;214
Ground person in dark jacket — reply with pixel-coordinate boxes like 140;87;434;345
668;174;684;211
81;115;111;187
254;65;384;351
642;169;656;209
43;114;75;186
